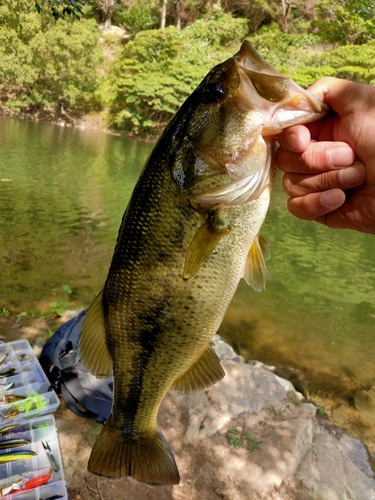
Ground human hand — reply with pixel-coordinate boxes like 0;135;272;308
275;76;375;235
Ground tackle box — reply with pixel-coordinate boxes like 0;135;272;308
0;340;59;421
0;341;67;500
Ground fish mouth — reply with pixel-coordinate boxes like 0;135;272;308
234;40;329;135
188;41;329;207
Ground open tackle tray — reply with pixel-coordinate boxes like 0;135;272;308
0;415;67;499
0;341;66;499
0;340;59;422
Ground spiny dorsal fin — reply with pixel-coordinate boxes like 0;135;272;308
170;345;225;394
183;221;228;280
79;290;113;378
243;233;270;292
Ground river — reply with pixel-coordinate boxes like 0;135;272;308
1;116;375;452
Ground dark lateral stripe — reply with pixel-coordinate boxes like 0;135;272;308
117;322;160;434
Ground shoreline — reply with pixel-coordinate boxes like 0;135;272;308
1;312;374;499
0;109;157;143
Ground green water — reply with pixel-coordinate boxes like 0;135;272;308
1;116;375;445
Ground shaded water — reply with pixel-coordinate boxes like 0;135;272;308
1;117;375;447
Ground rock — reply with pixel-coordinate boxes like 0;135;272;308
162;346;375;499
182;360;315;438
54;333;375;500
354;387;375;426
295;428;375;500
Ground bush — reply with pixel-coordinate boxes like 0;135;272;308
0;3;103;118
248;24;375;88
106;11;248;136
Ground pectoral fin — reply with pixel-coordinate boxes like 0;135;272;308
243;233;270;292
183;220;228;280
79;290;113;378
170;345;225;394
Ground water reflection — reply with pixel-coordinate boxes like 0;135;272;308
1;116;375;450
0;117;153;309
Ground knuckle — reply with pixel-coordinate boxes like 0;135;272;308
303;144;330;172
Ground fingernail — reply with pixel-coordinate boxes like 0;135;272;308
340;163;366;186
327;145;355;168
321;189;345;208
285;132;302;152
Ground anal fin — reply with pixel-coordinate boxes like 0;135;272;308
79;290;113;378
170;345;225;394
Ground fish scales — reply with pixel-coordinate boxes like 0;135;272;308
105;149;255;424
79;40;329;485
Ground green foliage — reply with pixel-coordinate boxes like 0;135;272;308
2;1;375;139
314;0;375;45
267;405;286;419
249;24;375;88
106;11;248;136
35;0;88;20
0;4;102;118
0;309;11;318
227;428;263;451
49;284;72;317
118;0;159;34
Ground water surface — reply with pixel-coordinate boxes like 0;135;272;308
1;116;375;448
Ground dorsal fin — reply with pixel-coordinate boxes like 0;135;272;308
79;290;113;378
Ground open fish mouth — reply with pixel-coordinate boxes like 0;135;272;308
189;41;329;206
234;40;330;134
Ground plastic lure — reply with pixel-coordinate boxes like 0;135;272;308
0;438;31;450
0;450;37;463
0;423;27;435
0;383;14;393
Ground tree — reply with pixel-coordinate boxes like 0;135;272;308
222;0;315;33
314;0;375;44
106;10;248;136
161;0;168;28
35;0;87;19
174;0;181;29
98;0;115;29
0;3;102;118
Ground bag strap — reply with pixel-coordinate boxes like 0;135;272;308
61;368;112;422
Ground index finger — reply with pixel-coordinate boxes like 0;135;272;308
277;124;311;153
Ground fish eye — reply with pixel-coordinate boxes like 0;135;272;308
202;82;225;105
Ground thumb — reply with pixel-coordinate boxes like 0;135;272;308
307;77;369;115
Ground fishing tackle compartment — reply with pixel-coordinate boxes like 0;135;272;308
0;340;66;500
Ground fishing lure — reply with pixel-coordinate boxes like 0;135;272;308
0;423;27;436
0;479;22;497
0;450;37;463
0;383;14;393
1;391;47;418
0;438;30;450
20;469;52;491
1;394;26;405
0;368;16;378
0;469;52;496
0;352;10;365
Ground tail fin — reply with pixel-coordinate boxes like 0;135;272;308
88;420;180;485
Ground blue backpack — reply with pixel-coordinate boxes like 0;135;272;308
39;310;113;422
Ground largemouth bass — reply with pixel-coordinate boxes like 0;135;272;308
79;41;328;485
